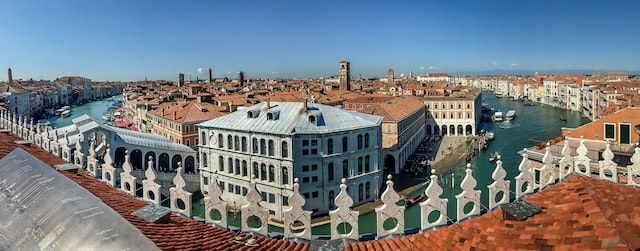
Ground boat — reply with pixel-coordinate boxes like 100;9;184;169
559;116;567;121
505;110;516;120
61;110;71;117
406;194;425;206
493;111;503;122
489;151;499;162
486;132;495;141
37;119;51;126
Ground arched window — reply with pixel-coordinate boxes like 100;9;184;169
218;134;224;148
357;157;363;175
365;156;370;173
253;162;259;179
342;160;349;178
202;152;208;168
365;182;371;199
234;136;240;150
242;160;248;176
327;138;334;154
328;162;334;181
260;139;266;155
201;131;206;146
227;158;233;173
252;138;258;153
342;137;348;152
281;141;288;158
235;159;240;175
364;133;370;148
268;140;274;156
282;167;289;185
358;183;364;201
357;134;363;149
227;135;233;150
241;137;247;152
218;156;224;172
260;164;267;181
268;165;275;182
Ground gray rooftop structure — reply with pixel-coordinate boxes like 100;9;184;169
198;102;383;135
0;148;159;250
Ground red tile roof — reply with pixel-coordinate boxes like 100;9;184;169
346;175;640;250
0;132;307;251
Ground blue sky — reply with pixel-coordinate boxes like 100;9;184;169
1;0;639;81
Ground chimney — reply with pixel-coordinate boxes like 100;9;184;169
267;98;271;109
303;98;308;111
208;68;213;84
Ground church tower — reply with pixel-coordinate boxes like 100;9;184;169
338;60;350;91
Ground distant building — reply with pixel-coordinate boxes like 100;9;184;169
417;73;450;83
238;71;245;86
198;101;383;219
7;68;12;84
177;73;185;87
386;68;394;84
424;88;482;137
338;60;351;91
148;100;225;149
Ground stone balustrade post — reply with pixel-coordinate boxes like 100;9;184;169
120;150;137;195
329;178;359;240
515;149;534;199
170;163;193;217
598;141;618;183
539;145;556;189
142;156;161;205
574;137;591;176
375;175;404;239
240;176;268;236
455;164;480;222
628;146;640;187
559;140;573;180
283;178;312;240
204;171;226;228
102;144;117;186
420;175;448;230
488;156;510;210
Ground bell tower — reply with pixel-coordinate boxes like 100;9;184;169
338;60;350;91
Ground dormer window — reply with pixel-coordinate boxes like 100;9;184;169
247;109;260;118
308;115;316;124
266;110;280;120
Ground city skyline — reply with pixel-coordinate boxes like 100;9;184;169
2;0;640;81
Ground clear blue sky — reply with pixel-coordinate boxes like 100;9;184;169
1;0;639;81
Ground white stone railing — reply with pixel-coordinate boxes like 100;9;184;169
2;110;639;242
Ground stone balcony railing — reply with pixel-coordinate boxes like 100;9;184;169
1;109;639;242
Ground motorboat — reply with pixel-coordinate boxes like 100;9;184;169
489;151;499;162
486;132;495;140
493;111;503;122
505;110;516;120
559;116;567;121
406;194;425;207
61;110;71;117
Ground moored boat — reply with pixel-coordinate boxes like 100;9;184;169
61;110;71;117
505;110;516;120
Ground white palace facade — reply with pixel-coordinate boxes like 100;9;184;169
198;101;383;220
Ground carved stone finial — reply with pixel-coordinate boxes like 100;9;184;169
142;155;161;205
559;140;573;179
456;168;480;221
539;146;556;189
574;138;591;176
515;148;534;199
330;178;359;240
599;141;618;183
420;175;449;230
375;174;404;238
283;177;312;240
170;163;192;216
628;146;640;187
120;149;136;195
488;156;510;209
241;176;268;236
204;171;227;227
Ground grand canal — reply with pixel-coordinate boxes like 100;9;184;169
46;94;123;128
52;92;589;236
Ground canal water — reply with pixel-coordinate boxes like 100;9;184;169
46;92;590;235
191;90;590;236
47;94;123;128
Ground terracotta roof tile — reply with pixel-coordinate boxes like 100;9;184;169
0;132;306;251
